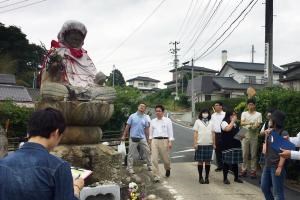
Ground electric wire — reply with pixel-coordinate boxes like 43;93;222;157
195;0;259;61
0;0;46;14
100;0;167;63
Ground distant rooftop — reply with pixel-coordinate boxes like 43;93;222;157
219;61;283;74
0;85;32;102
127;76;160;83
0;74;16;85
169;65;218;73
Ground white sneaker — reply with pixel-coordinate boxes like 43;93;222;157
153;176;160;183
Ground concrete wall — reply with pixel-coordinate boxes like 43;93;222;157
282;80;300;91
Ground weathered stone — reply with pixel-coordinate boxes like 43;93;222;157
36;101;114;126
60;126;102;145
0;127;8;158
51;144;122;183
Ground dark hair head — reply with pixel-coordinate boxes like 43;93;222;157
27;107;66;139
222;110;236;123
198;108;211;120
266;108;275;114
155;104;165;112
270;110;285;129
214;101;223;107
247;98;256;105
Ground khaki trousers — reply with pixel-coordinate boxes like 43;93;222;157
242;136;258;172
151;139;171;178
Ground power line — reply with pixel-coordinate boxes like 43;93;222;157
0;0;47;14
199;0;244;52
195;0;258;61
179;0;209;44
181;0;224;59
100;0;167;63
175;0;194;40
0;0;30;9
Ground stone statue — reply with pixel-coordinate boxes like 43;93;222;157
40;20;116;102
37;20;122;184
38;20;117;144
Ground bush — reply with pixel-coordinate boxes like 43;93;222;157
102;86;142;132
0;100;33;137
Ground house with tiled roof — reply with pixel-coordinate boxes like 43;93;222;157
218;61;283;85
0;74;33;107
164;64;218;92
279;62;300;91
126;76;160;92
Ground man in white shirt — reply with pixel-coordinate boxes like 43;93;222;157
211;101;226;171
240;99;262;179
149;105;174;182
279;132;300;160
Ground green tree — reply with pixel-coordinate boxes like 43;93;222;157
0;23;45;86
106;69;126;87
102;86;142;132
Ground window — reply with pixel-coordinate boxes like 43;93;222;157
205;95;211;101
138;82;144;87
244;76;256;84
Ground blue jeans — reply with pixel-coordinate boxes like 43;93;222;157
261;166;286;200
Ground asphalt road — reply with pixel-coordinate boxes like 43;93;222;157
171;119;300;200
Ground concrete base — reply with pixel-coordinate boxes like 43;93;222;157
80;184;120;200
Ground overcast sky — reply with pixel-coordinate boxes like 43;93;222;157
1;0;299;88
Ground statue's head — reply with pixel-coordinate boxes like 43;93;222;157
57;20;87;48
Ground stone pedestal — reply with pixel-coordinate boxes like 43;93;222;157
36;100;114;144
52;144;122;184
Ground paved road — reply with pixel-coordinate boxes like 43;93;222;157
163;121;300;199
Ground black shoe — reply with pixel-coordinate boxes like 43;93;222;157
223;179;230;184
234;178;243;183
205;178;209;184
215;168;222;172
199;177;205;184
165;169;170;177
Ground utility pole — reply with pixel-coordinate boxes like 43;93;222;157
265;0;273;86
251;45;255;63
191;58;195;122
112;64;116;87
170;41;180;100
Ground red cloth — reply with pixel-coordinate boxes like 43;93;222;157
51;40;83;58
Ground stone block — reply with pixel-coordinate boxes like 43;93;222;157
80;184;120;200
60;126;102;145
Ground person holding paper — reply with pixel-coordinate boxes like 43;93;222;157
240;99;262;179
0;108;84;200
261;110;289;200
279;132;300;160
220;110;243;184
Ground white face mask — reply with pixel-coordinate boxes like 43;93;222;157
202;113;209;118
